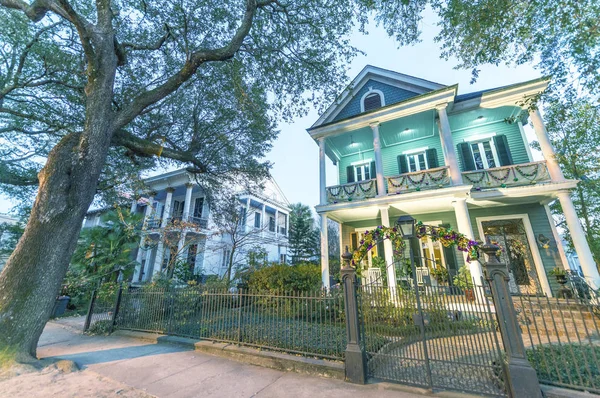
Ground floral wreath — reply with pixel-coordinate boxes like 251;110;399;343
352;221;480;266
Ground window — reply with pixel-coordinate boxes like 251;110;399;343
172;200;184;219
354;163;370;182
361;90;385;112
222;249;231;268
470;140;499;170
239;207;247;226
280;254;287;264
269;216;276;232
406;151;428;173
254;212;261;228
193;197;204;218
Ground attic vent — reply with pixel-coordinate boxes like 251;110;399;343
363;92;382;111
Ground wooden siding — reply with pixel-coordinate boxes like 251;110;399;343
380;131;444;177
333;79;419;122
338;150;375;185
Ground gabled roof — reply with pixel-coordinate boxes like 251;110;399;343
312;65;446;128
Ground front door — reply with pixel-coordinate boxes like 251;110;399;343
480;218;541;295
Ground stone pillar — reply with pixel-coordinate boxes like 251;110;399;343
481;245;542;398
341;247;367;384
370;123;386;196
452;198;483;285
319;137;327;205
320;213;330;289
183;183;193;222
153;188;175;276
529;108;565;182
379;206;397;290
133;195;154;282
436;104;463;185
557;191;600;289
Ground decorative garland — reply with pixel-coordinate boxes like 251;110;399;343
406;172;427;185
328;186;342;198
351;222;480;267
343;183;357;196
388;176;407;188
429;169;449;184
463;171;487;184
515;164;540;181
358;180;375;193
488;168;512;183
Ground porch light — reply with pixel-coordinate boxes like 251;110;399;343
403;128;410;132
350;135;357;147
396;215;415;239
477;115;485;120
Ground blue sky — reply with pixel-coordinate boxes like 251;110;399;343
0;15;542;215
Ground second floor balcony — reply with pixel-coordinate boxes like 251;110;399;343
145;215;209;233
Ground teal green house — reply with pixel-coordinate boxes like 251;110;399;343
309;65;599;296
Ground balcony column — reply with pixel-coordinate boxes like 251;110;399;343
321;213;330;289
182;183;193;222
379;206;397;291
133;195;154;282
452;198;483;285
319;137;327;205
557;191;600;289
529;108;565;182
153;188;175;276
436;104;463;185
370;123;386;196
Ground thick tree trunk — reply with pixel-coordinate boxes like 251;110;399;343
0;29;117;363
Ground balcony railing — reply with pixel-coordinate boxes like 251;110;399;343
386;166;451;195
462;161;550;190
188;216;208;229
326;178;377;204
144;216;208;230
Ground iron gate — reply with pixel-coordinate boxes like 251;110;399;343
358;280;508;396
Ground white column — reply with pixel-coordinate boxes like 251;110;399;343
261;203;266;237
318;137;327;205
370;123;386;197
320;213;330;289
379;206;397;290
285;212;289;237
338;222;343;264
153;188;175;276
452;198;483;285
183;183;193;222
529;108;565;182
517;121;534;162
436;104;463;185
557;191;600;288
543;203;570;271
133;195;154;282
275;209;279;237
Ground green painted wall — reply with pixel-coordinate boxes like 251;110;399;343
380;131;445;178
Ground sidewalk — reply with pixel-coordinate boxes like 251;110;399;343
0;317;430;398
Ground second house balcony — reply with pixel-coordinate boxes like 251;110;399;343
145;216;209;233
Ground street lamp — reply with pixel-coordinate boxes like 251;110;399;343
396;215;416;239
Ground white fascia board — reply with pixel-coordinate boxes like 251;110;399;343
468;180;578;201
403;146;429;155
309;86;457;140
464;133;497;142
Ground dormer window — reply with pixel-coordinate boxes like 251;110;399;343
360;89;385;112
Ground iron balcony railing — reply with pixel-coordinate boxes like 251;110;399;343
144;216;208;231
462;160;550;190
188;216;208;229
386;166;451;195
326;178;377;204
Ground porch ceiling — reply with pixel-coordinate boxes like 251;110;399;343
448;105;523;131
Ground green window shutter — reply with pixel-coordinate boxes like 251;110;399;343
426;148;439;169
493;134;514;166
346;166;355;183
370;161;376;179
457;142;476;171
397;155;408;174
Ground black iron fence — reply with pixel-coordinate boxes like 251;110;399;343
83;286;120;334
114;286;346;360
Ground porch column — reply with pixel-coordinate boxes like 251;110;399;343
153;188;175;276
182;183;193;222
379;206;397;290
320;213;330;289
529;108;565;182
133;195;154;282
543;203;570;271
370;123;386;196
452;198;483;285
557;191;600;289
319;137;327;205
436;104;463;185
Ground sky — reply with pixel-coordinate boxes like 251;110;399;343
0;13;543;215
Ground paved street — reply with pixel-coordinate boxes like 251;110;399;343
1;317;433;398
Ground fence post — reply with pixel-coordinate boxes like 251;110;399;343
83;289;97;332
108;283;124;334
237;282;247;344
166;287;175;336
481;244;542;398
341;246;367;384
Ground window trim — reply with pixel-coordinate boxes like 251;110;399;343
254;212;261;229
405;151;428;172
469;138;500;170
360;89;386;112
353;162;371;182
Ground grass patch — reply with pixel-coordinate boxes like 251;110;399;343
527;344;600;389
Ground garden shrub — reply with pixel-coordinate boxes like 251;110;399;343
527;344;600;388
247;263;321;293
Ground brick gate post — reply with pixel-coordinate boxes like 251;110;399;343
341;246;367;384
481;244;542;398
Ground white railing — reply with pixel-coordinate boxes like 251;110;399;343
386;166;451;195
326;179;377;204
462;161;550;190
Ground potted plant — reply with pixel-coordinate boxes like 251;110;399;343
453;266;475;301
549;266;568;285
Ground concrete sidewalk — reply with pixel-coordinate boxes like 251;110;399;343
24;317;431;398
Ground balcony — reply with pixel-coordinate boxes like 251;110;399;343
144;216;208;232
386;167;451;195
462;161;550;190
326;178;377;204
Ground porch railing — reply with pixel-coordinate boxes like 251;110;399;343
462;161;550;190
386;166;451;195
326;178;377;204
